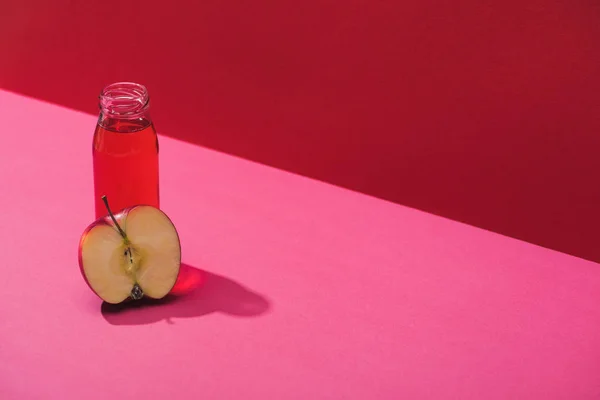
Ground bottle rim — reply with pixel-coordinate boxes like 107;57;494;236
99;82;149;119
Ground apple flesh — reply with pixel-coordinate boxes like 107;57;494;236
79;196;181;304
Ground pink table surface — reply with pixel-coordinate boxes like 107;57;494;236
1;89;599;399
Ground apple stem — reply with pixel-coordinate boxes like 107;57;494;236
101;195;129;243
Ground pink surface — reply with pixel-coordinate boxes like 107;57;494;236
1;90;600;399
1;0;600;262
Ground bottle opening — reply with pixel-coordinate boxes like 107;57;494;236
99;82;149;119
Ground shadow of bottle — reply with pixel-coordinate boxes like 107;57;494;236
101;263;270;325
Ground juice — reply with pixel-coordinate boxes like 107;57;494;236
92;117;159;219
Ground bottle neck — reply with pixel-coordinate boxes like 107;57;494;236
98;82;152;133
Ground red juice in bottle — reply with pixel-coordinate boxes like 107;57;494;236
93;82;159;219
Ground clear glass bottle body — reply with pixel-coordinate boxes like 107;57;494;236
93;82;159;219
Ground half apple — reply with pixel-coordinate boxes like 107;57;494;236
79;196;181;304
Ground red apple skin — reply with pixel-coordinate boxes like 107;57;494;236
78;205;182;304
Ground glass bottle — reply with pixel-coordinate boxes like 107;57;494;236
93;82;160;219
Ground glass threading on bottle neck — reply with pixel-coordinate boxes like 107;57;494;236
98;82;152;132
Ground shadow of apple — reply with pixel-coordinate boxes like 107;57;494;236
101;263;270;325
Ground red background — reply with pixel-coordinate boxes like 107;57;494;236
1;0;599;262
